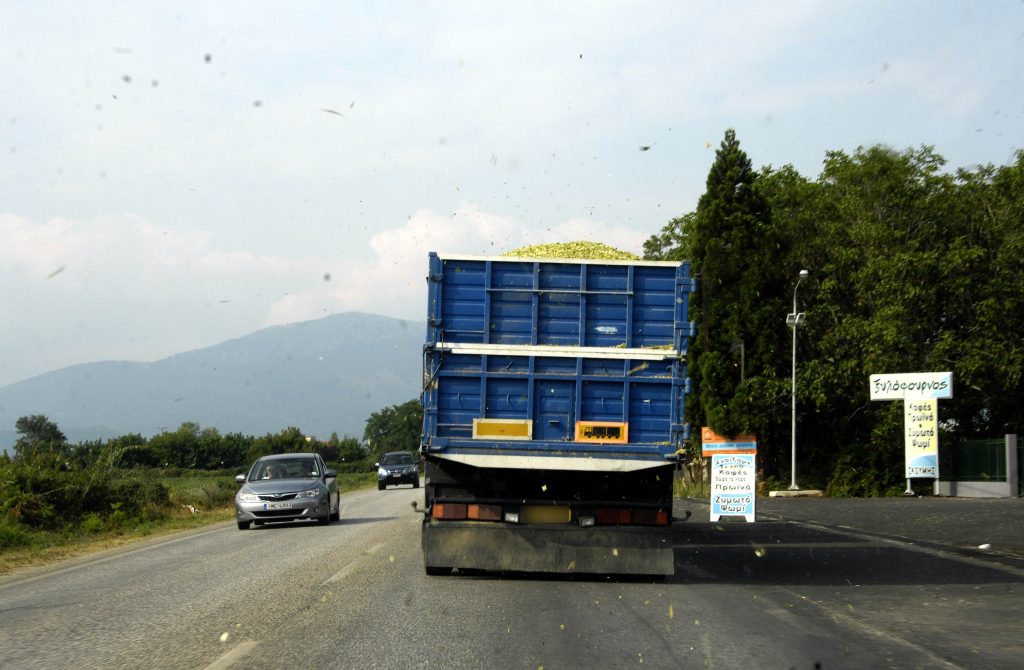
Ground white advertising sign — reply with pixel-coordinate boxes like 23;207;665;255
869;372;953;400
710;453;756;523
904;398;939;478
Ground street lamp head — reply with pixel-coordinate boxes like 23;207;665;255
798;269;809;279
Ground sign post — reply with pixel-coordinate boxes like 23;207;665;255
702;427;757;522
869;372;952;494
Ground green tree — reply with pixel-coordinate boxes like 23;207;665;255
802;146;956;491
13;415;68;463
929;153;1024;439
648;142;1024;493
319;432;367;464
642;214;691;261
337;435;368;463
681;129;790;472
148;422;202;468
363;399;422;462
211;432;253;470
248;427;308;462
111;433;159;468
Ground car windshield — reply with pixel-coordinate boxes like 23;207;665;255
382;453;415;466
253;459;318;480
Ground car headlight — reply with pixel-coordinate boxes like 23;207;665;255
298;488;322;499
378;467;387;476
239;492;260;503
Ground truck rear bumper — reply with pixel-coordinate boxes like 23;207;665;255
422;521;674;576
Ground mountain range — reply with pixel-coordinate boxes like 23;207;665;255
0;312;425;450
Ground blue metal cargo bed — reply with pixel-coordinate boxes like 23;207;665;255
421;253;695;471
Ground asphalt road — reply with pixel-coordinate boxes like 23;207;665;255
1;490;1021;669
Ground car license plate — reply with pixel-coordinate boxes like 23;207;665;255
265;502;292;510
390;473;401;478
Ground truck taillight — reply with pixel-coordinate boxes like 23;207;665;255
432;503;467;520
596;508;631;525
468;504;502;521
632;509;670;526
595;508;670;525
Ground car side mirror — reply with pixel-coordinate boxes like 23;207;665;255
324;468;337;479
235;474;246;484
374;463;380;469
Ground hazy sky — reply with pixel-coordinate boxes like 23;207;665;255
1;1;1021;386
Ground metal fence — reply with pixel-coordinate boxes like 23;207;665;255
940;438;1007;481
935;435;1020;497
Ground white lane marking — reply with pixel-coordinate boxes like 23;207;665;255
794;519;1024;578
204;640;259;670
323;542;388;583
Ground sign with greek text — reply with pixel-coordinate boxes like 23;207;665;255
904;398;939;478
710;453;756;522
869;372;953;400
701;426;757;456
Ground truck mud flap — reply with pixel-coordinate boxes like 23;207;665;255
422;522;674;576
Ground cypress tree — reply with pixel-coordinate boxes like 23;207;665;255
685;129;790;474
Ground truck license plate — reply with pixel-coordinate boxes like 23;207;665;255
521;506;572;524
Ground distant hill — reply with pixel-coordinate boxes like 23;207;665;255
0;312;425;450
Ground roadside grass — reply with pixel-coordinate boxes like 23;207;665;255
673;471;710;499
0;504;235;575
0;471;380;575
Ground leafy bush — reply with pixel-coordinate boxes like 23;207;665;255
826;443;905;497
0;517;31;549
166;476;236;511
0;460;171;531
80;513;105;534
109;478;171;521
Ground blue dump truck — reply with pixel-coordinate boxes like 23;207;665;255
420;252;695;576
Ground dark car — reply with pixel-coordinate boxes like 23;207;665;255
234;453;340;530
376;451;420;490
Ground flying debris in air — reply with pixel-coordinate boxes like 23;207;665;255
47;265;66;279
321;108;346;116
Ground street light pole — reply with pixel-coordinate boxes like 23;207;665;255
787;269;809;490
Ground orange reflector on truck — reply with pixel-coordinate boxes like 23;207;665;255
467;504;502;521
520;506;572;524
432;503;467;520
575;421;628;444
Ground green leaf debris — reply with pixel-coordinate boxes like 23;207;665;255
502;241;639;260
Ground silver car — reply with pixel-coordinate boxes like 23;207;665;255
235;453;340;530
